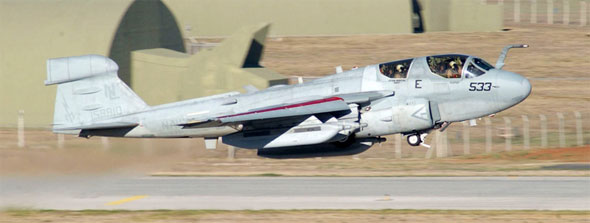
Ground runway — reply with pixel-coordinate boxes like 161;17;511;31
1;176;589;210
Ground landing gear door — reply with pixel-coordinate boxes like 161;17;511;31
393;98;434;132
429;101;441;125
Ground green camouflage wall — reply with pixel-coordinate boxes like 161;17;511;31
131;49;189;105
131;24;288;106
0;0;133;128
162;0;413;37
0;0;185;127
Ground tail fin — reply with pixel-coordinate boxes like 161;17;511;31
45;55;148;133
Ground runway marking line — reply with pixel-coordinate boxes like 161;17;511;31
106;195;148;206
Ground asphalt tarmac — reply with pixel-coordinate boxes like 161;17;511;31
1;176;589;210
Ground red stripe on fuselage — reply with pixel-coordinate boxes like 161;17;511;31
218;97;344;119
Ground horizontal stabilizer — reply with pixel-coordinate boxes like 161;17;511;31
45;55;119;85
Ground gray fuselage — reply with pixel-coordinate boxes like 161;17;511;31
115;54;531;140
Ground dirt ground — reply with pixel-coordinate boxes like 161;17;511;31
1;210;588;223
151;146;590;177
1;128;588;176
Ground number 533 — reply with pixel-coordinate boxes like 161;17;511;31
469;82;492;91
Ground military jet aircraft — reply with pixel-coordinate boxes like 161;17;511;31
45;44;530;158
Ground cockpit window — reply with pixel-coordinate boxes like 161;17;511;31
466;64;485;77
472;58;494;71
465;58;494;78
427;55;467;78
379;59;413;79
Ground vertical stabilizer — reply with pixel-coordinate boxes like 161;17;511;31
46;55;149;132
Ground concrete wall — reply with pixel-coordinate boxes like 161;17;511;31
421;0;503;32
503;0;589;25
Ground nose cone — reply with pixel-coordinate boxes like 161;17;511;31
496;71;531;107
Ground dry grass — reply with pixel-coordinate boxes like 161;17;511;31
1;209;588;223
151;146;590;177
2;129;588;177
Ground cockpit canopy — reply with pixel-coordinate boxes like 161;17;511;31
465;57;495;78
427;54;494;79
378;54;495;80
379;59;413;79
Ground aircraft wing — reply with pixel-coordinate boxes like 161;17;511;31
180;96;351;128
180;91;394;129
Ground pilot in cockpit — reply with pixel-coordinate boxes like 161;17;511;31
445;61;462;78
394;64;405;78
387;69;394;77
379;58;412;79
427;55;468;79
450;61;463;78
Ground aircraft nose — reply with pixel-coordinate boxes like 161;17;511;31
496;71;531;106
